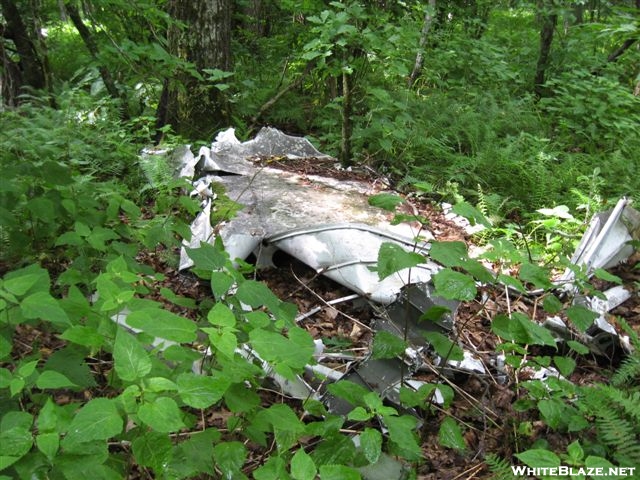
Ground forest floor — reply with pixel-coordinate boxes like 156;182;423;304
11;157;639;479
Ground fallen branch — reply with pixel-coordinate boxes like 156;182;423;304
248;63;312;134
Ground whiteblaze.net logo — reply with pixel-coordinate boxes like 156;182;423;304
511;466;637;477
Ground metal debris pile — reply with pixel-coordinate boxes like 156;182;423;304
136;129;638;477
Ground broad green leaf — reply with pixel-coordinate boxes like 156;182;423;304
2;264;49;296
185;242;228;270
513;312;557;347
537;398;568;430
347;407;372;422
132;431;173;473
0;427;33;470
0;368;11;388
371;331;406;359
593;268;622;284
429;241;468;267
515;448;561;468
249;327;315;378
566;340;589;355
159;287;197;308
37;398;58;433
21;291;70;325
368;193;404;212
213;441;247;477
169;428;219;477
491;314;517;341
438;417;465;450
451;202;490;227
18;360;38;377
113;328;152;382
27;197;54;220
584;455;616;470
35;370;78;389
326;381;370;407
497;273;527;294
461;259;495;283
360;428;382;464
384;415;422;461
138;397;185;433
202;329;237;358
43;346;96;388
376;243;424;280
420;305;451;322
518;263;553;290
310;434;356;467
258;404;305;434
87;226;120;251
253;457;288;480
542;294;563;314
291;448;316;480
319;465;361;480
36;432;59;461
423;331;464;361
224;383;261;413
566;305;598;333
59;325;104;349
146;377;178;392
236;280;280;311
126;308;197;343
566;440;584;464
553;356;576;377
207;302;236;327
433;269;477;301
537;205;574;219
10;378;25;397
177;372;231;409
210;271;235;299
63;398;123;446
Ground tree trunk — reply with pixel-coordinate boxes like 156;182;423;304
408;0;436;88
163;0;232;139
590;0;639;76
0;0;48;104
339;71;352;167
534;0;557;98
64;1;128;119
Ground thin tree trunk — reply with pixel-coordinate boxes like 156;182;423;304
408;0;436;88
0;0;47;94
591;0;639;75
340;71;352;167
64;2;128;118
534;0;557;98
248;62;312;135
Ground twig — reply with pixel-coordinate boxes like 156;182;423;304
290;269;374;332
295;293;361;322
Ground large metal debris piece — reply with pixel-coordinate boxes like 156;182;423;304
551;198;639;353
559;197;640;286
136;130;637;473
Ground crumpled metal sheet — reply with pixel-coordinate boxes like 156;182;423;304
148;128;637;429
177;128;433;282
265;225;439;305
560;197;640;285
550;198;639;353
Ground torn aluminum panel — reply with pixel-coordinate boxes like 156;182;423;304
547;198;639;353
164;127;493;429
559;197;640;286
176;128;437;302
265;225;440;305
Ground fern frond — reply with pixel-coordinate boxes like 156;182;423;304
485;453;517;480
612;354;640;388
